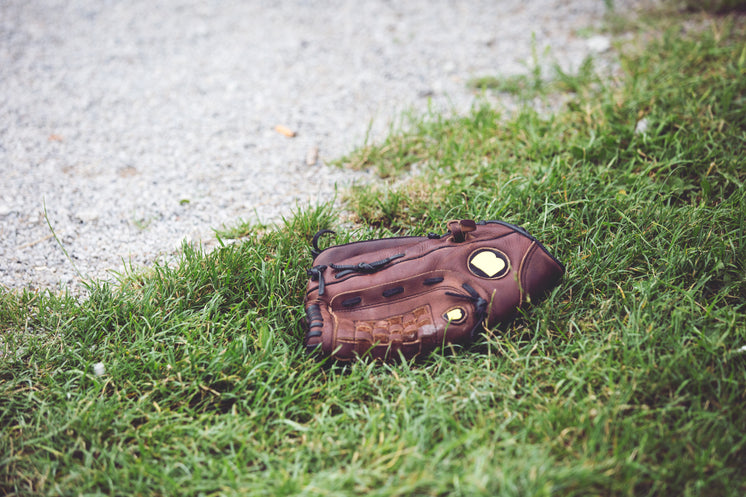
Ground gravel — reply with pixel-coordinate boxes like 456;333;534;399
0;0;644;294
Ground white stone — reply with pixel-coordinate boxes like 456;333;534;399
77;209;100;223
587;35;611;53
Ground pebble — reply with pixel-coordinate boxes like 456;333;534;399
586;35;612;53
76;209;100;223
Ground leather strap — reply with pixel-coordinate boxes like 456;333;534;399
447;219;477;242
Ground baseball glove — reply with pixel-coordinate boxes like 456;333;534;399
303;219;564;361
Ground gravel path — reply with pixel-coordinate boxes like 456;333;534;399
1;0;642;294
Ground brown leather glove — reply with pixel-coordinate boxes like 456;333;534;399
303;220;564;361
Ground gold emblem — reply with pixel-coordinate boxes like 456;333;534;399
468;249;509;279
444;307;466;324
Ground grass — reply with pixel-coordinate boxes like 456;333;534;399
680;0;746;13
2;6;746;497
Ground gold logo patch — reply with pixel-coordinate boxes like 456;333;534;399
468;248;509;279
444;307;466;324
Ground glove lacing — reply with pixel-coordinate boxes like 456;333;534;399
307;265;328;296
307;253;406;296
330;253;405;278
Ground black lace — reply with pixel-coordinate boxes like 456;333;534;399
308;253;405;295
310;229;336;258
330;253;406;278
307;265;328;295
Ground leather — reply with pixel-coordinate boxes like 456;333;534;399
303;220;564;361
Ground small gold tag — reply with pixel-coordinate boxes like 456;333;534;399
445;308;465;322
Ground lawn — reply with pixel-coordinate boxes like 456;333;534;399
1;5;745;497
